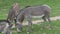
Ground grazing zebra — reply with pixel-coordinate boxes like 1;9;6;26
16;4;51;34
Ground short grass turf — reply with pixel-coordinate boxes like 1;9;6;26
0;0;60;19
1;20;60;34
0;0;60;34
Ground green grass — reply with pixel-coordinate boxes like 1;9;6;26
11;20;60;34
0;0;60;19
0;0;60;34
1;20;60;34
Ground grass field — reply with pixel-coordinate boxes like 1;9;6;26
0;0;60;34
0;0;60;19
12;20;60;34
1;20;60;34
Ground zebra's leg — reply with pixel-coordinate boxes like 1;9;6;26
47;16;51;22
15;18;24;33
27;15;33;34
15;21;23;33
46;16;53;30
41;16;47;29
15;15;25;33
42;16;47;22
14;17;22;32
5;27;12;34
14;18;17;28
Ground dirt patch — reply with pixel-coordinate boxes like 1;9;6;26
22;16;60;25
12;16;60;28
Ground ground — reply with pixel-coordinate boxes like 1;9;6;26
0;0;60;34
